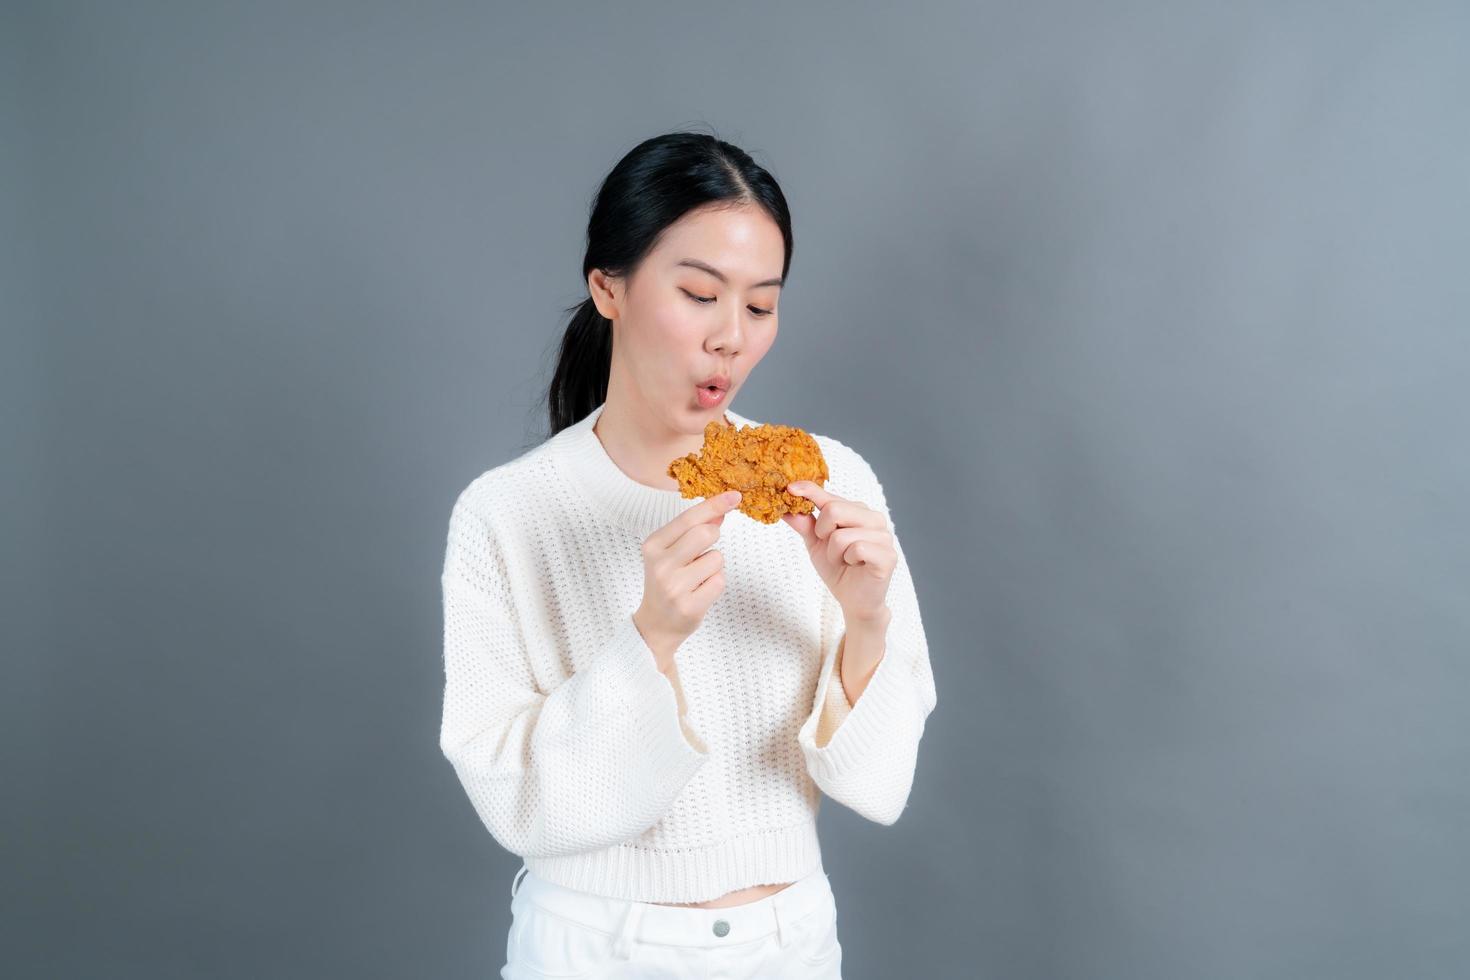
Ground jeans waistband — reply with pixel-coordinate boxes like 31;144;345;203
510;863;833;953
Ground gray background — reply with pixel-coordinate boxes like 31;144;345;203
6;1;1468;977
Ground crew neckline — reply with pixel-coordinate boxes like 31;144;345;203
551;400;760;539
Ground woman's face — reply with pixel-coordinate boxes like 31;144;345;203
590;202;785;432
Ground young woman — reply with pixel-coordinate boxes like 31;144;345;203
439;130;937;979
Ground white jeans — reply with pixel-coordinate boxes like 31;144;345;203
502;863;843;979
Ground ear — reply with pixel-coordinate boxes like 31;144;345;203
587;268;622;321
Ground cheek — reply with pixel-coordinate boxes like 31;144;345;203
645;296;699;343
748;322;778;359
645;300;708;375
629;300;701;380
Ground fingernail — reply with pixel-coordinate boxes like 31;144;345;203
723;490;742;504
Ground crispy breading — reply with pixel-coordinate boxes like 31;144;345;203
667;416;829;524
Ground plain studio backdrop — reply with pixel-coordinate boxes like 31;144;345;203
4;2;1467;978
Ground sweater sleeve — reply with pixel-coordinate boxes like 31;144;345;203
796;453;938;825
438;496;711;859
813;646;854;747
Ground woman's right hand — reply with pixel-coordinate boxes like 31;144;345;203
633;489;744;671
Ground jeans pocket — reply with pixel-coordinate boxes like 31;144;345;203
506;902;617;979
793;903;843;967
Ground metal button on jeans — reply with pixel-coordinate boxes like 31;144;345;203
713;918;730;937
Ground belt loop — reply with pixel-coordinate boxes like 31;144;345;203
772;893;794;949
612;899;645;959
510;864;529;900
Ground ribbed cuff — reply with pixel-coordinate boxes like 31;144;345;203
814;646;853;748
800;632;921;785
600;615;711;793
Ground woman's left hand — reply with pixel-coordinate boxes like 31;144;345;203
781;481;895;621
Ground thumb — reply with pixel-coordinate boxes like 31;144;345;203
782;512;818;549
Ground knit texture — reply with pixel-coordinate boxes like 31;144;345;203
439;400;937;903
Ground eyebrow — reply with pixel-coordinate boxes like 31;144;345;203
675;258;784;289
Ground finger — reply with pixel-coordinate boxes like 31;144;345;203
690;563;726;602
813;499;882;542
825;527;890;569
648;489;743;551
677;547;725;593
824;527;888;568
786;480;840;510
843;540;883;568
672;518;725;567
841;539;894;573
789;482;881;539
781;511;818;549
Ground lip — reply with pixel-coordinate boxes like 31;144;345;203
697;374;731;390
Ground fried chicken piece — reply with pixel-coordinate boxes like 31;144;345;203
667;415;829;524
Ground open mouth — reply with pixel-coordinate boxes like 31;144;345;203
696;383;728;406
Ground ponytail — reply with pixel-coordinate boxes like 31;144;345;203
547;297;612;436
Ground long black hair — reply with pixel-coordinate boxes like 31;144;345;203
544;130;793;437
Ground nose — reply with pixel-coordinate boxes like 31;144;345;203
708;309;743;356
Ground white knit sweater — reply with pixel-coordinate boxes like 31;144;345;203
438;400;937;904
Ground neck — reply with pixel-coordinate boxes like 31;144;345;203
547;398;757;540
594;381;732;491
